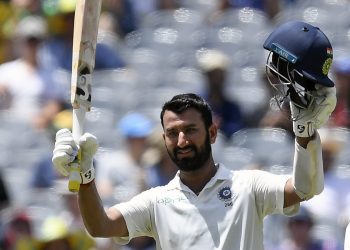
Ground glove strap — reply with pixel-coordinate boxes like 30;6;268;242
81;167;95;184
293;121;315;137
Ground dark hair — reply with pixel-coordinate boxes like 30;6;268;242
160;93;213;129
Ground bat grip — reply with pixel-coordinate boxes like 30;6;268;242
68;108;86;192
69;159;81;192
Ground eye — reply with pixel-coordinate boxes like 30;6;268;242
166;130;178;138
185;127;197;134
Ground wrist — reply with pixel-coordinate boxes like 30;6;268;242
80;179;95;187
80;166;95;184
293;121;314;137
296;134;315;148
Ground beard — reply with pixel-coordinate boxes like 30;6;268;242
166;133;212;172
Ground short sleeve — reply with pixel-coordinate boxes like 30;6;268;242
112;189;155;244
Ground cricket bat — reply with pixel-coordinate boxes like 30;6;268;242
69;0;102;192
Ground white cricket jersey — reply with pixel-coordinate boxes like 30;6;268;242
345;222;350;250
113;164;297;250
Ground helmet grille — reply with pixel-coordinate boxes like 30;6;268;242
266;52;316;109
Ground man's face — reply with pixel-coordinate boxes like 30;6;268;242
162;108;215;172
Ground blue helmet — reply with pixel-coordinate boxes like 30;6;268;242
263;21;334;108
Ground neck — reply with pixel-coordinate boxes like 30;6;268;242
179;158;217;195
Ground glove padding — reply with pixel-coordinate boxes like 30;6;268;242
290;85;336;137
52;128;98;184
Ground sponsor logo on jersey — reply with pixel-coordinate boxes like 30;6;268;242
157;196;187;205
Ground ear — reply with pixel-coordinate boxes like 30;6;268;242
208;124;218;144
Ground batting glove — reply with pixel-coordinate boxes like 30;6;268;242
52;128;98;184
290;85;336;137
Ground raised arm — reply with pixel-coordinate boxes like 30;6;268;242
52;129;128;238
262;21;337;209
284;134;320;207
284;86;336;208
78;180;128;237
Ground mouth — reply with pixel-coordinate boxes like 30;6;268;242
175;147;194;158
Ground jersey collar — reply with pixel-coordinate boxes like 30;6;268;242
166;164;233;192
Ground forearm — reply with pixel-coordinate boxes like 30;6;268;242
78;181;110;237
79;180;129;238
285;132;323;207
293;131;324;200
52;130;128;238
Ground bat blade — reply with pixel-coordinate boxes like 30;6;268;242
69;0;102;192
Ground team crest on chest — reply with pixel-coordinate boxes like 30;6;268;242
217;186;232;202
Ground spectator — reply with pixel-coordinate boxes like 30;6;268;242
31;109;73;189
10;0;43;15
303;128;347;248
101;0;137;38
258;70;293;137
329;57;350;128
95;112;154;205
54;179;114;250
96;112;156;250
156;0;181;10
209;0;297;21
272;206;333;250
0;15;65;129
36;216;95;250
53;182;97;250
197;49;245;139
0;170;11;248
0;171;10;211
143;127;177;188
40;0;126;71
0;1;15;64
128;0;181;26
1;211;36;250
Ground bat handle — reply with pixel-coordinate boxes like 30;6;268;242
68;108;86;192
69;161;81;192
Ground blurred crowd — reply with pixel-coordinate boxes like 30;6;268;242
0;0;349;249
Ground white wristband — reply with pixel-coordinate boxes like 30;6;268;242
81;167;95;184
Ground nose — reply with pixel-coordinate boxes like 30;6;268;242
177;132;188;148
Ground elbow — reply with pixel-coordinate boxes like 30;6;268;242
87;229;100;238
293;180;324;201
84;225;100;238
83;222;106;238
